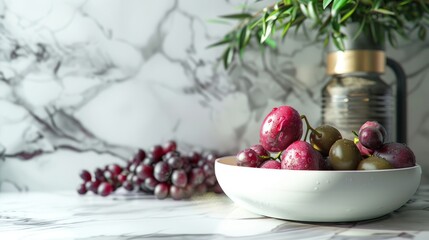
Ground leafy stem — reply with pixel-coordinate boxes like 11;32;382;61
212;0;429;69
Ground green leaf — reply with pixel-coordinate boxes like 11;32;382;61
324;34;330;47
299;3;309;18
264;37;277;49
399;0;413;6
206;19;231;25
373;0;382;9
283;0;292;5
332;33;345;51
223;47;234;69
249;18;263;29
291;5;298;20
340;2;358;23
318;15;332;35
266;9;280;21
207;38;232;48
371;8;395;15
332;0;349;16
238;27;251;56
323;0;334;9
331;14;341;32
307;1;320;22
298;0;312;4
261;12;269;38
282;21;293;38
219;13;253;19
261;20;275;43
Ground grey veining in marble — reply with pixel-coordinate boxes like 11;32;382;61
0;185;428;239
0;0;428;191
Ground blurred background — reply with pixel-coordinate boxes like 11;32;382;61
0;0;428;191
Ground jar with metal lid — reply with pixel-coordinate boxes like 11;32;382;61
322;24;407;143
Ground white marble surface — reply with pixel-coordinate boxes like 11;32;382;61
0;185;428;240
0;0;428;191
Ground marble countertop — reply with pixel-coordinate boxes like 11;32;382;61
0;185;428;240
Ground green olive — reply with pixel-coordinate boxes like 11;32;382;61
310;125;342;156
329;139;362;170
357;156;393;170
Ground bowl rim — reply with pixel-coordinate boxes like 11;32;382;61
215;155;421;173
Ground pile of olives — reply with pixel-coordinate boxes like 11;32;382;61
236;105;416;171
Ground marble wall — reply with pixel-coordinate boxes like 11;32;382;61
0;0;428;191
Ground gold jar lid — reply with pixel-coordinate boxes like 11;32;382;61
326;50;385;75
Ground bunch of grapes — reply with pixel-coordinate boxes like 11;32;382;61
355;121;416;170
77;141;223;199
237;105;416;171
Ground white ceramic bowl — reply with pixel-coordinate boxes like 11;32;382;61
215;156;421;222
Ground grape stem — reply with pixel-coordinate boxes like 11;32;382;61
261;153;282;161
273;151;282;161
300;115;321;141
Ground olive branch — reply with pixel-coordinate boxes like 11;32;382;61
209;0;429;68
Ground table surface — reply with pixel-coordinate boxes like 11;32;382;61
0;185;428;240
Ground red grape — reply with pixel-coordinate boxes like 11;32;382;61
77;142;223;200
281;140;322;170
117;173;127;183
189;167;204;186
88;180;101;194
144;177;158;191
259;160;281;169
122;181;134;191
94;168;106;181
163;140;177;154
259;106;303;152
150;145;164;161
107;164;123;176
202;164;214;177
188;151;201;166
359;126;384;150
170;185;185;200
154;183;169;199
212;183;223;194
171;169;188;187
205;175;217;186
134;149;146;162
136;164;154;180
250;144;270;158
79;170;92;182
166;156;184;169
359;121;388;142
183;184;194;198
236;148;261;167
154;161;172;182
98;182;113;197
77;183;87;195
194;183;207;195
374;142;416;168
